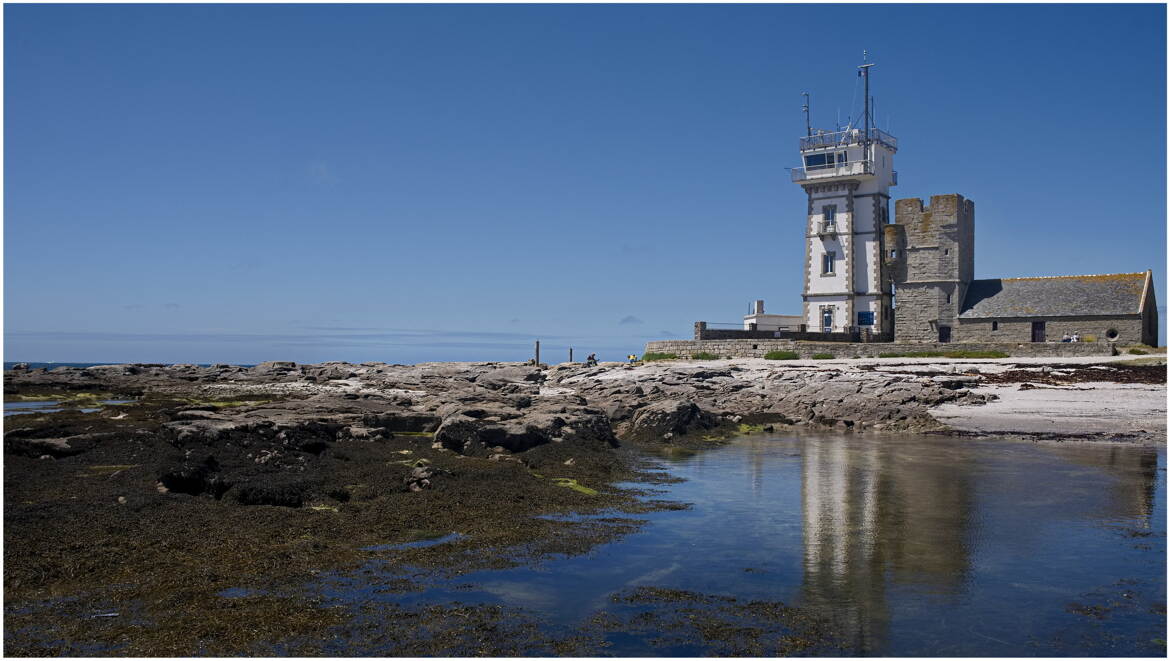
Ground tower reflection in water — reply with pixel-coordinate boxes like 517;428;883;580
794;436;1159;653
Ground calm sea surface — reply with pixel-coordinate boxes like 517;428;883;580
320;434;1166;656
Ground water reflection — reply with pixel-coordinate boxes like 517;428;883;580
791;436;1161;653
800;438;973;650
317;433;1164;656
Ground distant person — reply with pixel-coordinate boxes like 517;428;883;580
1061;332;1072;343
585;353;598;367
1071;332;1080;342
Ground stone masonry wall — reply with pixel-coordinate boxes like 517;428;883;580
891;194;975;342
643;339;1115;359
957;315;1145;345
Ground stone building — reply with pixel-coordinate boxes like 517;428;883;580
886;194;1158;346
682;62;1160;352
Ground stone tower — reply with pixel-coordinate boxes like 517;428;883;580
884;194;975;342
794;65;897;336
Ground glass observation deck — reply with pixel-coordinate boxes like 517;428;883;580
799;128;898;152
791;159;873;182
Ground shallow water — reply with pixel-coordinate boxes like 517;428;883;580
323;434;1166;656
3;399;134;416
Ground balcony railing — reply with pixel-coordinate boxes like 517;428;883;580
799;128;898;151
791;159;873;182
818;222;839;236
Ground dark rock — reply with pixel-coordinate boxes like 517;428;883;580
622;400;719;441
158;454;231;498
230;477;314;507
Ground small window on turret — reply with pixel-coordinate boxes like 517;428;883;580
889;249;897;259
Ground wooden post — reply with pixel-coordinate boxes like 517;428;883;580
569;347;573;363
535;340;540;366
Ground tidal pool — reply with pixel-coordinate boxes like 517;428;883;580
321;434;1166;656
3;399;134;416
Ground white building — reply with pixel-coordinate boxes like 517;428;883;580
743;299;802;331
792;64;896;336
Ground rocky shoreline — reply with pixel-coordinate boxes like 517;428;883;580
3;356;1164;654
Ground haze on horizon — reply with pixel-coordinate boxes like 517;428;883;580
5;3;1166;364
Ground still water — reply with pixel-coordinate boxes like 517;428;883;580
329;434;1166;656
3;399;134;416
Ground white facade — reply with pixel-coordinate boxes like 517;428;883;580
794;128;897;334
743;313;802;331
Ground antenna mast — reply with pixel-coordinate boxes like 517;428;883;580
858;51;874;149
802;92;811;137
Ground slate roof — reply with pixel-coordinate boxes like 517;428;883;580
958;272;1149;319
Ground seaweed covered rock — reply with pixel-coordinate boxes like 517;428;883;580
433;406;617;455
620;399;720;441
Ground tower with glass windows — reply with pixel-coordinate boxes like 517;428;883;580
792;62;896;336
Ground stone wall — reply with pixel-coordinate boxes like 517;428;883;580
693;322;780;341
693;321;892;343
644;339;1115;359
891;284;945;343
956;315;1145;345
890;194;975;343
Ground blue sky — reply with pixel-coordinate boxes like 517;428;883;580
5;3;1166;363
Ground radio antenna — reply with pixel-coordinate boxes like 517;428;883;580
859;55;874;146
801;92;811;137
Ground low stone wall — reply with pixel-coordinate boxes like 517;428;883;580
696;328;780;340
956;315;1144;345
644;339;1117;359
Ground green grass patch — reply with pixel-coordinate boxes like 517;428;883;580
1128;348;1149;355
736;423;766;435
653;446;699;459
6;391;118;403
641;352;678;362
78;465;138;478
811;353;834;360
690;352;719;360
764;350;799;360
550;477;598;496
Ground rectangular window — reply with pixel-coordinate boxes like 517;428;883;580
822;251;836;274
821;308;834;332
889;249;897;259
946;293;952;304
823;205;836;225
804;152;835;170
992;321;999;331
857;311;875;326
838;151;848;164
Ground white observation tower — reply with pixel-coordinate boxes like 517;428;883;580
792;59;896;337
